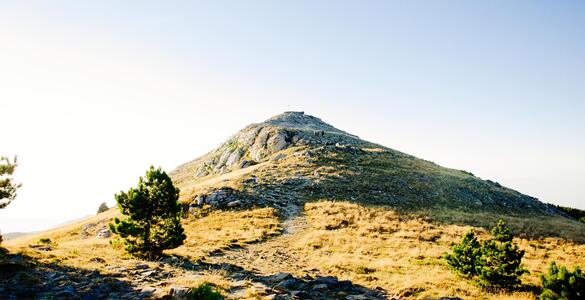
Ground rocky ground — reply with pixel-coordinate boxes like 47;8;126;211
0;204;396;299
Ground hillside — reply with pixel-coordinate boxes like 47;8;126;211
2;112;584;299
172;111;560;219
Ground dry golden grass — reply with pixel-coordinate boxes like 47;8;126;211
296;201;585;299
169;207;282;260
4;198;583;299
4;207;281;285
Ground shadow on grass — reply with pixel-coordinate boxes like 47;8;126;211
161;254;389;299
0;251;150;299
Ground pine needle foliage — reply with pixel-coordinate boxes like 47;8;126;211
475;219;527;290
444;230;481;278
1;155;21;244
109;166;186;258
0;156;21;209
186;284;223;300
539;261;585;300
444;219;527;290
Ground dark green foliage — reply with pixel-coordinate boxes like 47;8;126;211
475;238;526;289
550;204;585;223
1;156;21;244
38;238;52;245
539;261;585;300
186;284;223;300
444;219;527;290
109;166;186;258
0;156;21;209
444;230;481;277
97;202;109;214
490;219;512;242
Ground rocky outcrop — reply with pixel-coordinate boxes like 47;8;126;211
189;187;251;210
170;112;376;185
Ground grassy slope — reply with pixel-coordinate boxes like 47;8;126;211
298;201;585;299
3;207;283;298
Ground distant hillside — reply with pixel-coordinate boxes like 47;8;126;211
2;231;34;240
550;204;585;222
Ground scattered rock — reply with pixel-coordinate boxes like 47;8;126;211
312;283;329;291
89;257;105;264
275;278;304;290
140;270;157;277
313;276;339;287
169;286;189;298
265;272;293;284
227;200;241;208
96;227;111;239
141;286;157;294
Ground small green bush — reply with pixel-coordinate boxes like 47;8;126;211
580;217;585;224
444;219;527;290
475;219;527;290
186;284;223;300
444;230;481;277
38;238;53;245
539;261;585;300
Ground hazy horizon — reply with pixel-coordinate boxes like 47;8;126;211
1;1;584;233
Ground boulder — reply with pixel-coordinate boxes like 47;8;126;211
275;278;304;290
267;131;289;152
226;149;243;166
168;286;189;299
265;272;293;284
238;160;255;169
96;228;111;239
312;284;328;291
227;200;241;208
312;276;339;287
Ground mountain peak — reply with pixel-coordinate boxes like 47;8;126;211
171;112;371;182
259;111;354;137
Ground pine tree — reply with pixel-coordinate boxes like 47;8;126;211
0;156;21;209
1;156;21;245
97;202;109;214
475;219;527;290
109;166;186;258
539;261;585;300
444;230;481;277
490;219;512;242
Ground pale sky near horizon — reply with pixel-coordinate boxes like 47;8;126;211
1;1;584;233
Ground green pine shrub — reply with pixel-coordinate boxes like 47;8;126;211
539;261;585;300
444;219;527;290
109;166;186;258
186;284;223;300
38;238;53;245
444;230;481;277
475;219;527;290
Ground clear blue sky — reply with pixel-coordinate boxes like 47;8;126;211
1;1;584;232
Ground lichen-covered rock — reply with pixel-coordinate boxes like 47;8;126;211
170;112;369;185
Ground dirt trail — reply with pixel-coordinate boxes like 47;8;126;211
205;204;315;276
